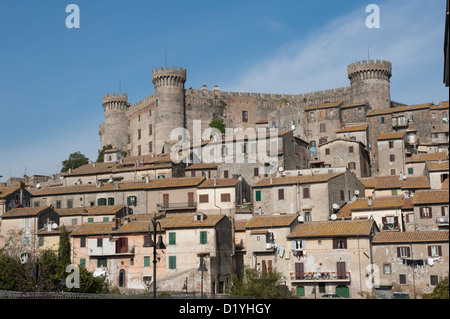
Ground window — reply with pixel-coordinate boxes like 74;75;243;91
329;110;334;116
392;189;398;195
97;258;107;268
80;258;86;268
108;197;115;206
144;256;150;267
357;107;363;115
333;238;347;249
389;154;395;162
349;146;354;153
271;117;277;128
127;196;137;206
318;283;326;294
310;111;315;118
340;190;345;201
127;134;131;144
199;194;209;203
397;246;410;258
383;263;391;275
103;217;109;222
168;256;176;269
34;201;40;207
223;170;229;178
380;117;385;124
255;190;261;202
88;217;94;223
348;162;356;170
38;236;44;247
420;207;432;218
390;169;396;176
430;275;439;286
149;124;152;135
293;239;306;250
441;206;449;216
169;232;176;245
72;218;78;225
242;111;248;122
389;141;394;148
97;238;103;247
399;274;407;285
325;148;330;155
80;237;86;247
149;142;153;153
97;198;106;206
278;189;285;200
304;211;311;221
303;187;310;199
319;137;327;145
408;114;414;122
138;129;141;140
428;245;442;257
67;199;73;208
56;200;61;209
200;231;208;244
23;217;31;228
221;193;231;202
408;167;414;175
137;145;141;156
310;140;316;148
320;123;326;132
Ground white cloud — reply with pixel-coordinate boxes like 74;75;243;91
226;0;447;104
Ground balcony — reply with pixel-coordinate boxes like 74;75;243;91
436;217;449;226
290;272;351;283
156;202;197;211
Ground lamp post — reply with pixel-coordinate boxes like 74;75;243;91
143;215;166;299
182;277;188;296
198;255;208;299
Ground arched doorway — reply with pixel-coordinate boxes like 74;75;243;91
119;269;126;288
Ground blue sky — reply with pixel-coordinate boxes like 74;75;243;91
0;0;448;181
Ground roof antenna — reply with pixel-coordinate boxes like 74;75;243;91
119;77;121;93
165;48;167;67
368;45;370;60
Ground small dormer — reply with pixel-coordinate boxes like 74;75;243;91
194;212;206;222
103;149;124;163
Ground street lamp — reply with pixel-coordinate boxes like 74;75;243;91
182;277;188;296
143;214;166;299
198;254;208;299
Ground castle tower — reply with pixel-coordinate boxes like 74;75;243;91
347;59;392;110
152;66;187;154
99;93;129;151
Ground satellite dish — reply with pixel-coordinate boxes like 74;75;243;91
330;214;337;220
278;167;284;172
36;183;41;189
354;190;360;195
52;223;58;229
332;203;340;210
298;216;304;223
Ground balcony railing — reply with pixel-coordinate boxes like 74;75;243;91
436;217;449;225
157;202;197;210
290;272;351;282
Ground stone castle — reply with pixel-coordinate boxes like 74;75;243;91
99;59;448;176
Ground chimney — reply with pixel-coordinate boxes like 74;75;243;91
214;177;217;186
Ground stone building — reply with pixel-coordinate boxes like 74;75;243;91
376;132;406;177
410;190;449;231
371;231;449;299
0;183;31;216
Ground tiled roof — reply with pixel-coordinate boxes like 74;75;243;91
358;176;430;190
198;178;239;188
336;202;353;219
336;124;368;133
0;186;20;199
377;131;406;140
62;161;118;176
185;163;220;170
426;161;449;172
70;222;116;236
347;196;404;211
162;213;227;229
442;177;449;189
401;177;431;189
341;102;368;109
234;219;249;231
1;207;52;219
56;206;126;216
366;103;433;117
411;190;449;205
401;197;414;210
305;101;342;111
30;177;206;196
372;231;449;244
429;101;449;109
405;152;447;163
244;214;298;229
318;138;363;147
253;173;343;188
287;219;374;238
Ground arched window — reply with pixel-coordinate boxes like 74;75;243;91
119;269;126;287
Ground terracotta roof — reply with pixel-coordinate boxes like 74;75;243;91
430;101;449;109
56;206;126;216
372;231;449;244
305;101;342;111
318;138;364;147
336;202;353;219
405;152;447;163
185;163;220;170
30;177;206;196
347;196;404;211
377;131;406;140
366;103;433;117
234;219;249;231
253;173;343;188
70;222;116;236
442;178;449;189
0;186;20;199
401;177;431;189
62;161;118;177
341;102;368;109
287;219;375;238
401;197;414;210
426;161;449;172
244;214;298;229
1;207;53;219
162;213;227;229
255;119;269;124
198;178;239;188
336;124;368;133
359;176;430;190
411;190;449;205
38;225;79;235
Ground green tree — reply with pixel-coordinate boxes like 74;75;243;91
58;225;71;267
61;151;89;172
0;252;21;290
422;276;449;299
226;266;288;299
209;117;225;135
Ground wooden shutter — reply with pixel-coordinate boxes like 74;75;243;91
428;246;432;257
333;238;338;249
429;207;433;218
438;246;442;256
419;207;424;218
406;247;411;258
337;262;346;279
303;187;310;198
278;189;284;200
268;260;273;273
261;260;267;273
397;247;401;257
442;206;447;216
169;232;176;245
295;263;304;279
405;214;409;223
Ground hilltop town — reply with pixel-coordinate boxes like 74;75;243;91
1;58;448;299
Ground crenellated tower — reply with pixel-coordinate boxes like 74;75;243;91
152;66;187;154
348;59;392;110
99;93;129;151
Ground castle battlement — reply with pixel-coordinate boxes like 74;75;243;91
102;93;128;104
347;59;392;77
152;66;186;88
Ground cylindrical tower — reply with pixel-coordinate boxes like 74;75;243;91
347;59;392;110
99;93;129;151
152;66;187;154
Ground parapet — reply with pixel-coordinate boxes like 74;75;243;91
102;93;128;104
347;59;392;79
152;66;187;86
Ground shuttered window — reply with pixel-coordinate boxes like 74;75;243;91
428;245;442;257
278;189;285;200
397;246;410;258
169;256;176;269
255;190;261;202
169;232;176;245
303;187;310;199
200;231;207;244
144;256;150;267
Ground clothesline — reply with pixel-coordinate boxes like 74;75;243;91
402;257;441;268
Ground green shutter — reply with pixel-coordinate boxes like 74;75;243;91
97;198;101;206
80;258;86;268
169;232;176;245
127;197;130;206
108;197;114;205
144;256;150;267
97;258;106;267
38;236;44;247
392;189;398;195
103;217;109;222
200;231;207;244
88;217;94;223
255;190;261;202
169;256;176;269
408;167;414;175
